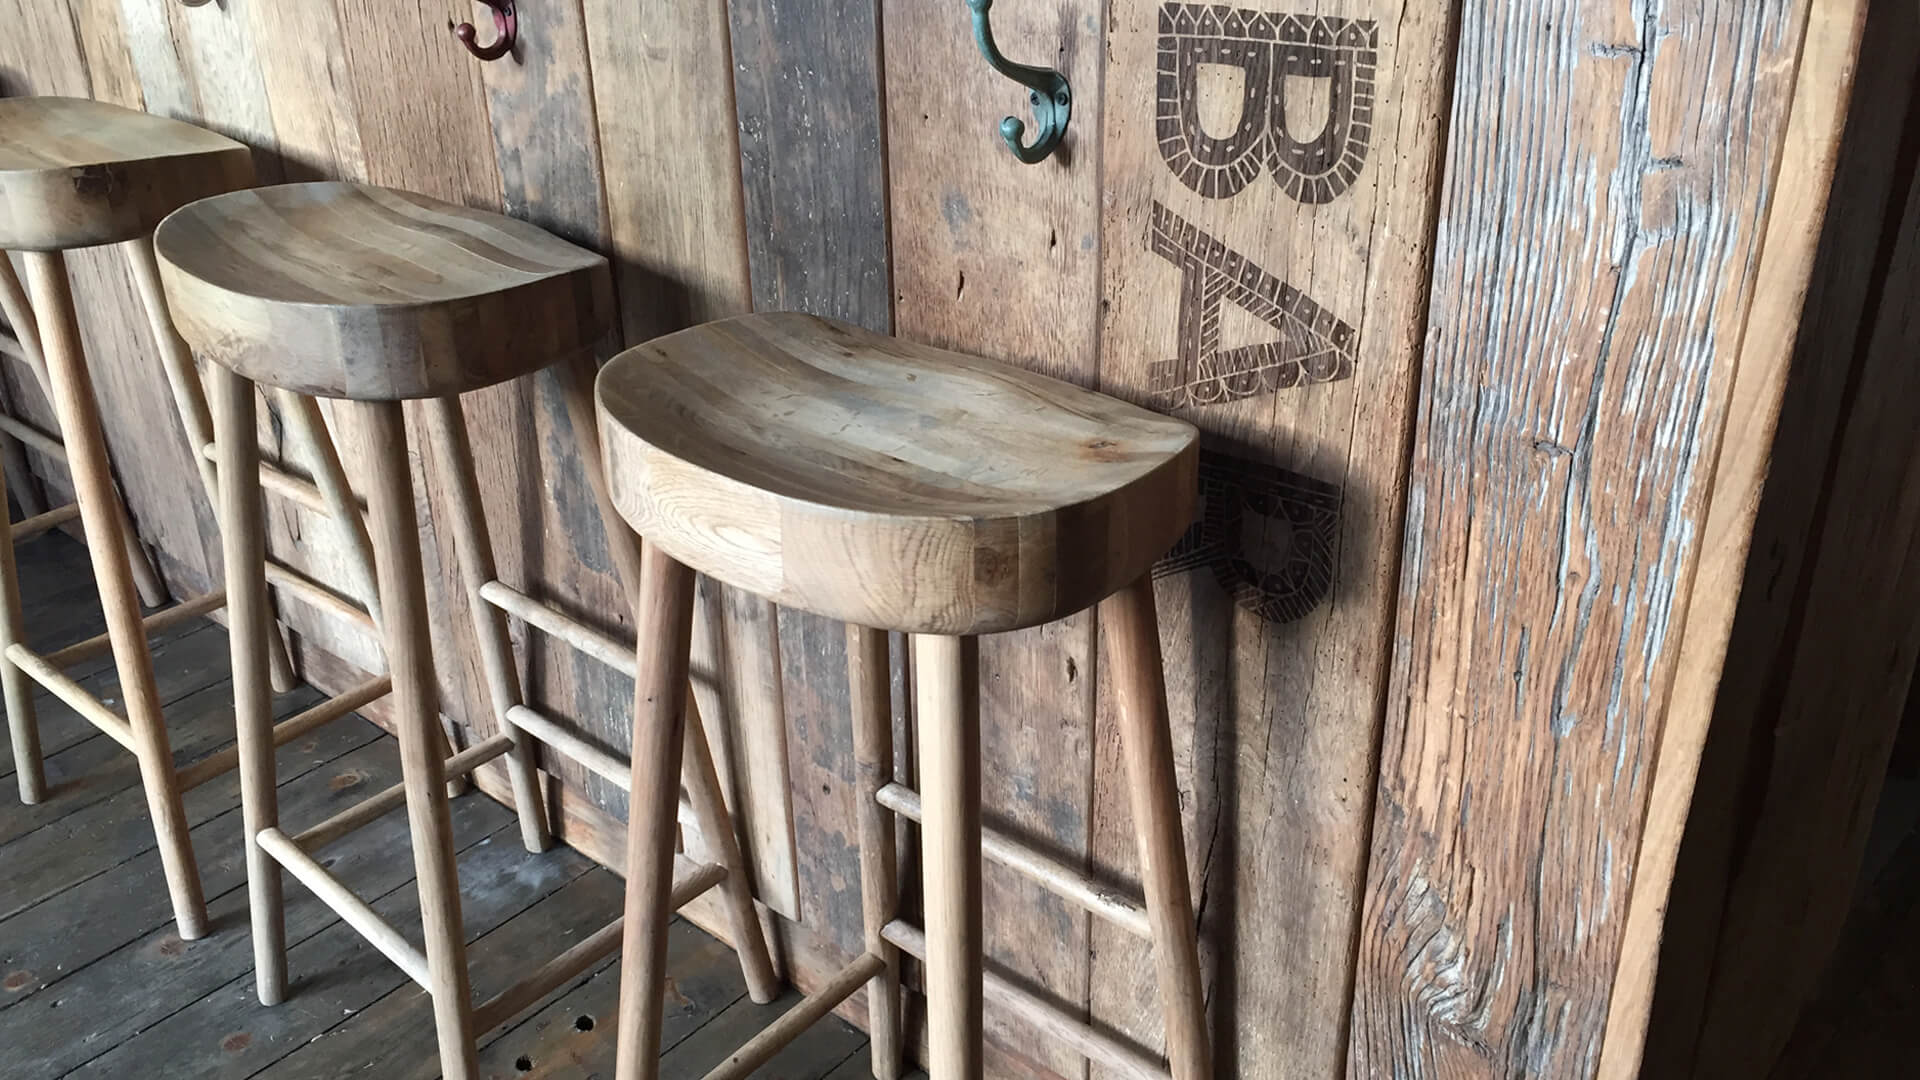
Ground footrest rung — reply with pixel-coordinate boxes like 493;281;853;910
877;782;1152;939
4;643;135;751
504;705;697;828
257;827;430;988
175;675;393;791
12;502;80;539
201;442;352;519
880;920;1169;1080
0;413;63;462
264;558;376;635
39;590;229;671
294;733;512;850
480;581;634;677
702;953;887;1080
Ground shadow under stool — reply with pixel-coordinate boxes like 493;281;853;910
0;96;373;942
152;179;780;1080
596;312;1215;1080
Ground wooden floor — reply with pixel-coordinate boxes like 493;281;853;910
0;528;907;1079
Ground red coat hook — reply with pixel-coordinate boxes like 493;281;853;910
452;0;516;62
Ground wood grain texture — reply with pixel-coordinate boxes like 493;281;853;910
598;312;1197;635
1094;0;1460;1074
1350;2;1817;1076
0;96;252;250
154;182;615;399
880;0;1105;1070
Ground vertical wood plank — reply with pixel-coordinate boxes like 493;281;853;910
727;0;892;967
1095;0;1459;1074
1350;2;1818;1076
1613;2;1887;1075
1655;15;1920;1074
582;0;801;921
883;2;1101;1075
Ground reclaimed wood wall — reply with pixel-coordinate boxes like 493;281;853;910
0;1;1901;1077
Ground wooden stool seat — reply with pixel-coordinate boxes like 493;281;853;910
153;181;613;399
595;312;1198;635
0;97;251;251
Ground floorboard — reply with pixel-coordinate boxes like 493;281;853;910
1;528;909;1078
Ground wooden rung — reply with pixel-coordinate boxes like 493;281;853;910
175;675;393;791
0;412;64;461
294;733;512;850
479;581;635;677
4;643;136;752
702;953;887;1080
504;705;697;827
12;502;79;539
257;827;431;987
39;590;229;671
264;559;377;634
471;854;726;1034
201;441;363;519
880;920;1169;1080
877;782;1152;939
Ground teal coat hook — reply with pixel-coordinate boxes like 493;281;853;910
968;0;1071;164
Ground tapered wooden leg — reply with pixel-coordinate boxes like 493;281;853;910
682;692;782;1002
212;363;288;1004
420;394;549;851
121;236;296;688
23;250;207;939
1099;575;1211;1080
849;623;904;1079
3;248;167;607
614;541;698;1080
0;459;42;803
359;400;477;1080
915;633;982;1080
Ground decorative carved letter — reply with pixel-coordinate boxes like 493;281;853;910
1155;5;1378;204
1145;201;1357;411
1156;450;1341;624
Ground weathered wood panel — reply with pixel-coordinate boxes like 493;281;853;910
1094;0;1458;1074
726;0;892;977
1350;2;1818;1076
884;2;1104;1077
582;0;801;922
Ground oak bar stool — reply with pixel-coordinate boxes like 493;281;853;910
154;180;779;1079
0;96;353;942
597;313;1214;1080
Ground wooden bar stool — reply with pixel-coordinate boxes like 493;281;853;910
153;180;780;1080
0;96;349;942
596;313;1214;1080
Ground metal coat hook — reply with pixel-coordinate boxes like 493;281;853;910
451;0;516;62
967;0;1071;164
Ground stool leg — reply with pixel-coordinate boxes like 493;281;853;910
614;541;698;1080
22;250;207;939
682;693;782;1001
122;237;297;690
914;632;982;1080
2;252;169;610
1099;575;1211;1080
849;623;904;1080
211;363;288;1004
421;394;550;851
0;457;42;803
359;400;478;1080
